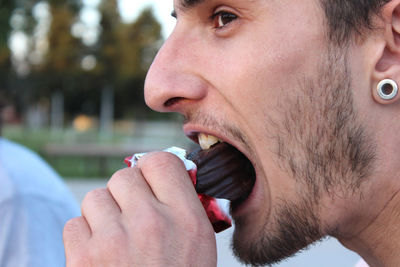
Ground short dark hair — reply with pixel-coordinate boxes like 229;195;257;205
321;0;391;45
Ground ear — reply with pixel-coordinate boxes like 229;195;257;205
372;0;400;104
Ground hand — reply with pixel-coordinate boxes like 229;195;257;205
63;152;217;267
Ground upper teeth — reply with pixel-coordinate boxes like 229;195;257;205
199;133;221;150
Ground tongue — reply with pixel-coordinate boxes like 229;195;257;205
187;142;256;203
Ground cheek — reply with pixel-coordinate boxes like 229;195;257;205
225;5;326;105
208;34;325;124
204;0;327;127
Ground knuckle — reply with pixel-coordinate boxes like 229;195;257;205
140;151;184;170
107;167;139;189
85;188;108;201
63;217;82;238
63;217;89;249
81;188;110;212
108;169;124;187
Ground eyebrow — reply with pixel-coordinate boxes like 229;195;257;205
171;0;206;18
181;0;205;8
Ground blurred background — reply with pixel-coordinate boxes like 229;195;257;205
1;0;185;178
0;0;362;266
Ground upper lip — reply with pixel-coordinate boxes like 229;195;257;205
184;124;259;211
183;124;257;171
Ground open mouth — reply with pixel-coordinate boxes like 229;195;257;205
187;133;256;208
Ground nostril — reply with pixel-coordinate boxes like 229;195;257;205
164;97;185;107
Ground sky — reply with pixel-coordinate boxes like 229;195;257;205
119;0;175;38
83;0;176;38
10;0;176;71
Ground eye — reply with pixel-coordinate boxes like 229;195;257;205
212;11;238;29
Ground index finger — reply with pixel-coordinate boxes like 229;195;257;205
137;151;201;208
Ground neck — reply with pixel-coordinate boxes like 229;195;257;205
340;190;400;267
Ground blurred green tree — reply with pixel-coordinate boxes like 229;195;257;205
0;0;16;97
0;0;37;114
0;0;13;71
33;0;82;95
43;2;81;75
3;0;164;125
92;2;163;119
29;0;83;129
116;7;163;119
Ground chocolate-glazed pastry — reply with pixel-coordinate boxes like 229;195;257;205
124;145;233;233
187;142;256;203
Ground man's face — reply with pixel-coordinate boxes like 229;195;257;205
145;0;375;265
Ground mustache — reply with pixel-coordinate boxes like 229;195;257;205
183;111;250;150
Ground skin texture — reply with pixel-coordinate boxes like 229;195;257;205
63;0;400;266
230;46;377;265
145;0;377;264
64;153;217;267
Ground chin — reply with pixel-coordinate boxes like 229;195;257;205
231;196;325;266
230;207;272;265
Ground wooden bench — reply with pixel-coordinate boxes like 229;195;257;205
42;143;162;177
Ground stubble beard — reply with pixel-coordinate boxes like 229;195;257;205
232;46;376;266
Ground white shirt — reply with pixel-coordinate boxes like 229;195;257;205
355;259;369;267
0;138;80;267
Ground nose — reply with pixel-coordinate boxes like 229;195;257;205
144;28;208;114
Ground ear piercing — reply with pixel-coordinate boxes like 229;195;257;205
377;79;398;101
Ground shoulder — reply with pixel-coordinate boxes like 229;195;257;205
0;138;52;171
0;138;61;186
0;138;79;213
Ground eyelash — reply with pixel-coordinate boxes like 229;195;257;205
211;11;238;29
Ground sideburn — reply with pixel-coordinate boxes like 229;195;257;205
272;46;376;201
232;45;376;266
